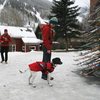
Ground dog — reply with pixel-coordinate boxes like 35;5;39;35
28;57;62;87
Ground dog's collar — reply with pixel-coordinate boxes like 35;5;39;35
52;64;56;68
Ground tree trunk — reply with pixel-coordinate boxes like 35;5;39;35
68;38;72;48
65;37;69;51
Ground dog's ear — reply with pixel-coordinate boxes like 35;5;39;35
52;57;62;65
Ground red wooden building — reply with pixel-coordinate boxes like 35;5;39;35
0;25;42;52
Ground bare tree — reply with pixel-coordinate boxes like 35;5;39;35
0;7;25;26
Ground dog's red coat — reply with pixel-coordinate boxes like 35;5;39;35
29;62;54;73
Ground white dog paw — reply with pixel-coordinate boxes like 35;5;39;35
49;84;53;87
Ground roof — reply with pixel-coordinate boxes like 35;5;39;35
0;25;36;38
0;25;42;44
22;38;42;44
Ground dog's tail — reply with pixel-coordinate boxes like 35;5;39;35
19;68;28;74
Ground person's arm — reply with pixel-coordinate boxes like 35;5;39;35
8;35;13;43
0;36;4;43
42;27;52;50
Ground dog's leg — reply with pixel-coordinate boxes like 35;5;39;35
31;72;37;88
47;73;53;87
28;71;32;85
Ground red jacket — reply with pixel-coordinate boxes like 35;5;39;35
41;24;54;50
29;62;54;74
0;33;12;46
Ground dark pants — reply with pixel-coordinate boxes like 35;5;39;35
1;46;9;62
42;45;51;79
42;46;51;62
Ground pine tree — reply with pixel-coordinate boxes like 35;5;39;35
51;0;80;51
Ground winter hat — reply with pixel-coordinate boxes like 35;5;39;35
49;17;58;25
4;29;8;32
52;57;62;64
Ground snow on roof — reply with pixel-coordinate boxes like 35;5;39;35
0;25;36;38
22;37;42;44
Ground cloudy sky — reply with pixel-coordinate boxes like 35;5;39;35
48;0;90;22
48;0;90;7
74;0;90;7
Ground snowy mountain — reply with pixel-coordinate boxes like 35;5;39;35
20;0;52;10
0;0;52;11
0;0;52;26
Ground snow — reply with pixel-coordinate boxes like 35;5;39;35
0;25;43;44
34;11;46;24
22;38;42;44
75;0;90;8
0;25;36;38
0;0;9;13
0;51;100;100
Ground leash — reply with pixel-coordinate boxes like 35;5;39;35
36;62;47;71
36;62;54;73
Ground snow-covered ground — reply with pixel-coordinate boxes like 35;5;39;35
0;51;100;100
